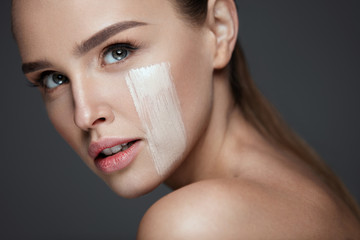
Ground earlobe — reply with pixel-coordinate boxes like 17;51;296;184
209;0;239;69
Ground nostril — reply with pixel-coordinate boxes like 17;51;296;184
93;117;106;126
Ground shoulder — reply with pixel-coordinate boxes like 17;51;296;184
137;178;352;239
137;179;244;240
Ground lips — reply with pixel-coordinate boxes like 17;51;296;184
88;138;141;173
98;141;136;157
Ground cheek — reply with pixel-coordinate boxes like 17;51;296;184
126;63;187;176
170;45;214;151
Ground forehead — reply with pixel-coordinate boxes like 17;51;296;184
12;0;176;60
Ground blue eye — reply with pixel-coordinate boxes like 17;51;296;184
103;47;130;64
43;73;69;89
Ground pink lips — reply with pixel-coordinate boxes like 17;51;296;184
88;138;140;174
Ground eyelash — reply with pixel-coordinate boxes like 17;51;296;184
28;41;141;90
100;41;140;66
27;71;54;88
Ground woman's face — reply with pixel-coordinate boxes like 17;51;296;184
14;0;215;198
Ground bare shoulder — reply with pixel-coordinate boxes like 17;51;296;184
137;178;360;240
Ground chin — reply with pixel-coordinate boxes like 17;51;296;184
102;171;164;199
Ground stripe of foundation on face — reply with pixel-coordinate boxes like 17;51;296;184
125;62;186;176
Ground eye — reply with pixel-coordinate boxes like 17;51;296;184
103;47;129;65
102;43;137;65
43;72;69;89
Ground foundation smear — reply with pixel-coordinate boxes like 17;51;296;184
126;62;186;176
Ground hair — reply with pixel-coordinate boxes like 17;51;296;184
171;0;360;220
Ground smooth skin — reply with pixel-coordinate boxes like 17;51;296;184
13;0;360;239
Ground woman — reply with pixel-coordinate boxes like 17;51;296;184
12;0;360;238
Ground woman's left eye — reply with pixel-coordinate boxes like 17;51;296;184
103;45;132;65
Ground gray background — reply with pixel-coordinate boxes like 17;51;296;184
1;0;359;239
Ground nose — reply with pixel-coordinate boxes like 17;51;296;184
72;78;114;131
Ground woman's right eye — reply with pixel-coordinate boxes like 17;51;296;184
42;72;69;89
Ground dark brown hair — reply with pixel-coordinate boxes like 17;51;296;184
172;0;360;220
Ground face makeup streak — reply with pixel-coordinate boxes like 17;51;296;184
126;62;186;176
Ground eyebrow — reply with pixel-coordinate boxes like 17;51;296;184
22;60;53;74
21;21;147;74
74;21;147;56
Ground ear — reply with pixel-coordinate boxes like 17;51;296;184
207;0;238;69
